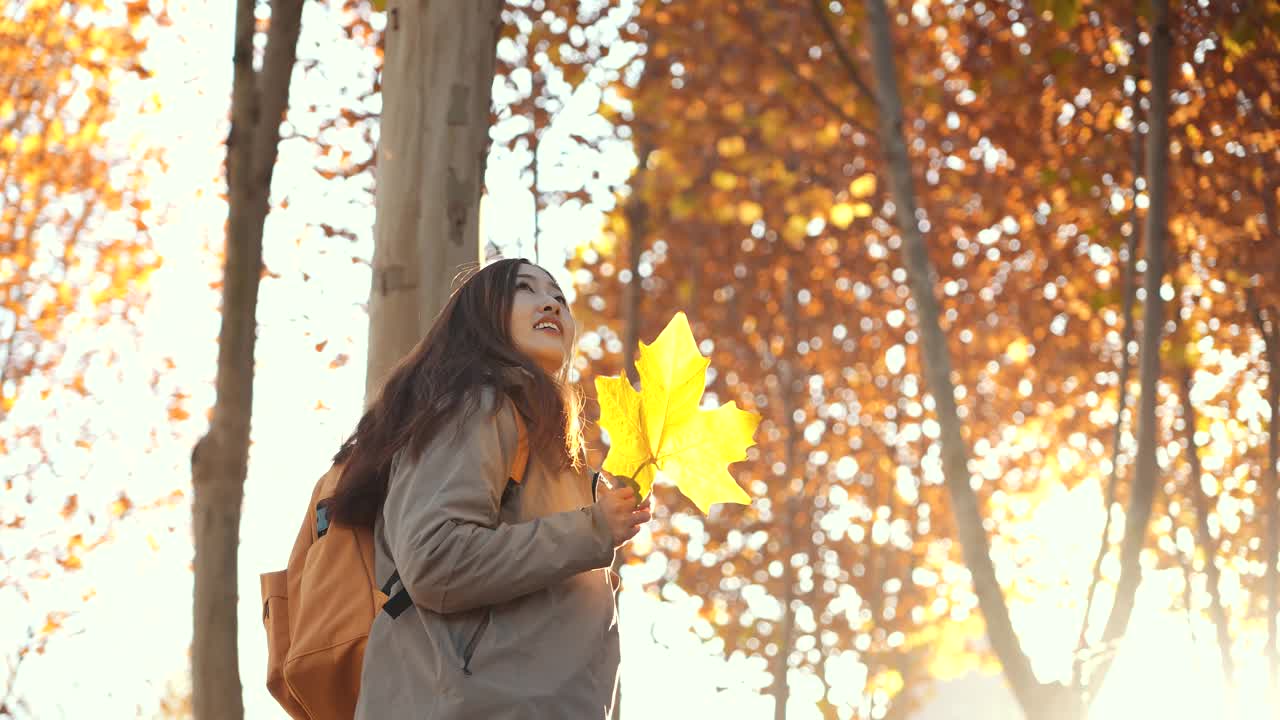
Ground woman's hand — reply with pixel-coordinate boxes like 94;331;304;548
594;474;651;547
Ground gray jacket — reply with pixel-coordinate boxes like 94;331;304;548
355;389;620;719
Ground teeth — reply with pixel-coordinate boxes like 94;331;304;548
535;322;558;331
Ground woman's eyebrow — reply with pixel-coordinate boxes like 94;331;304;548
518;272;563;295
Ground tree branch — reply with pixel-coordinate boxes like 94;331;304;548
809;0;880;109
730;6;876;138
226;0;259;199
252;0;305;189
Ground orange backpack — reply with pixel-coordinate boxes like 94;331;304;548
260;413;529;720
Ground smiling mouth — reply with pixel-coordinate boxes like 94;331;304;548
534;322;561;335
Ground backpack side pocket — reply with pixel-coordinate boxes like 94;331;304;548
284;524;377;720
261;570;304;717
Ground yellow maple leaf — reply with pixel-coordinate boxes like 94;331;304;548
595;312;760;514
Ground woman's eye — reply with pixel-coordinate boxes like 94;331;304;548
555;296;566;305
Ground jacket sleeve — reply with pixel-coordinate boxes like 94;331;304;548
383;392;616;614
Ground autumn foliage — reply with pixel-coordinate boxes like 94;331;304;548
558;0;1280;716
1;0;162;690
6;0;1280;718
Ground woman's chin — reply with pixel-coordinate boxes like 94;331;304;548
522;347;564;376
538;357;567;377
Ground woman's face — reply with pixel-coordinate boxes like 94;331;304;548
509;263;575;376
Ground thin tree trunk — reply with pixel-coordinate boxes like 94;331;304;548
1249;133;1280;697
687;219;702;331
1269;344;1279;695
530;67;543;263
772;261;800;720
773;503;796;720
621;145;652;388
365;0;503;401
1177;363;1235;685
862;3;1068;717
1165;506;1199;639
190;1;303;718
1074;13;1144;686
1097;0;1171;670
1249;291;1280;693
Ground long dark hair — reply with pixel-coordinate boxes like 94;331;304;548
327;258;583;528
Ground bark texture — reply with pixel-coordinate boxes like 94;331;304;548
365;0;503;400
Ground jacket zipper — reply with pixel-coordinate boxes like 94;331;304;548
461;611;491;676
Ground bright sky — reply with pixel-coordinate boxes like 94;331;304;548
4;1;1277;719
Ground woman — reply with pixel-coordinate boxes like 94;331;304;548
328;258;649;719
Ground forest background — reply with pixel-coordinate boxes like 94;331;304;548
2;0;1280;719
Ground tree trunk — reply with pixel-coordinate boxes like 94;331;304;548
621;145;652;388
1097;0;1171;670
1075;13;1144;686
1250;292;1280;693
365;0;503;400
1249;144;1280;696
530;67;544;263
863;2;1067;717
1268;343;1280;695
1177;364;1235;685
772;503;796;720
769;260;802;720
190;1;303;718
